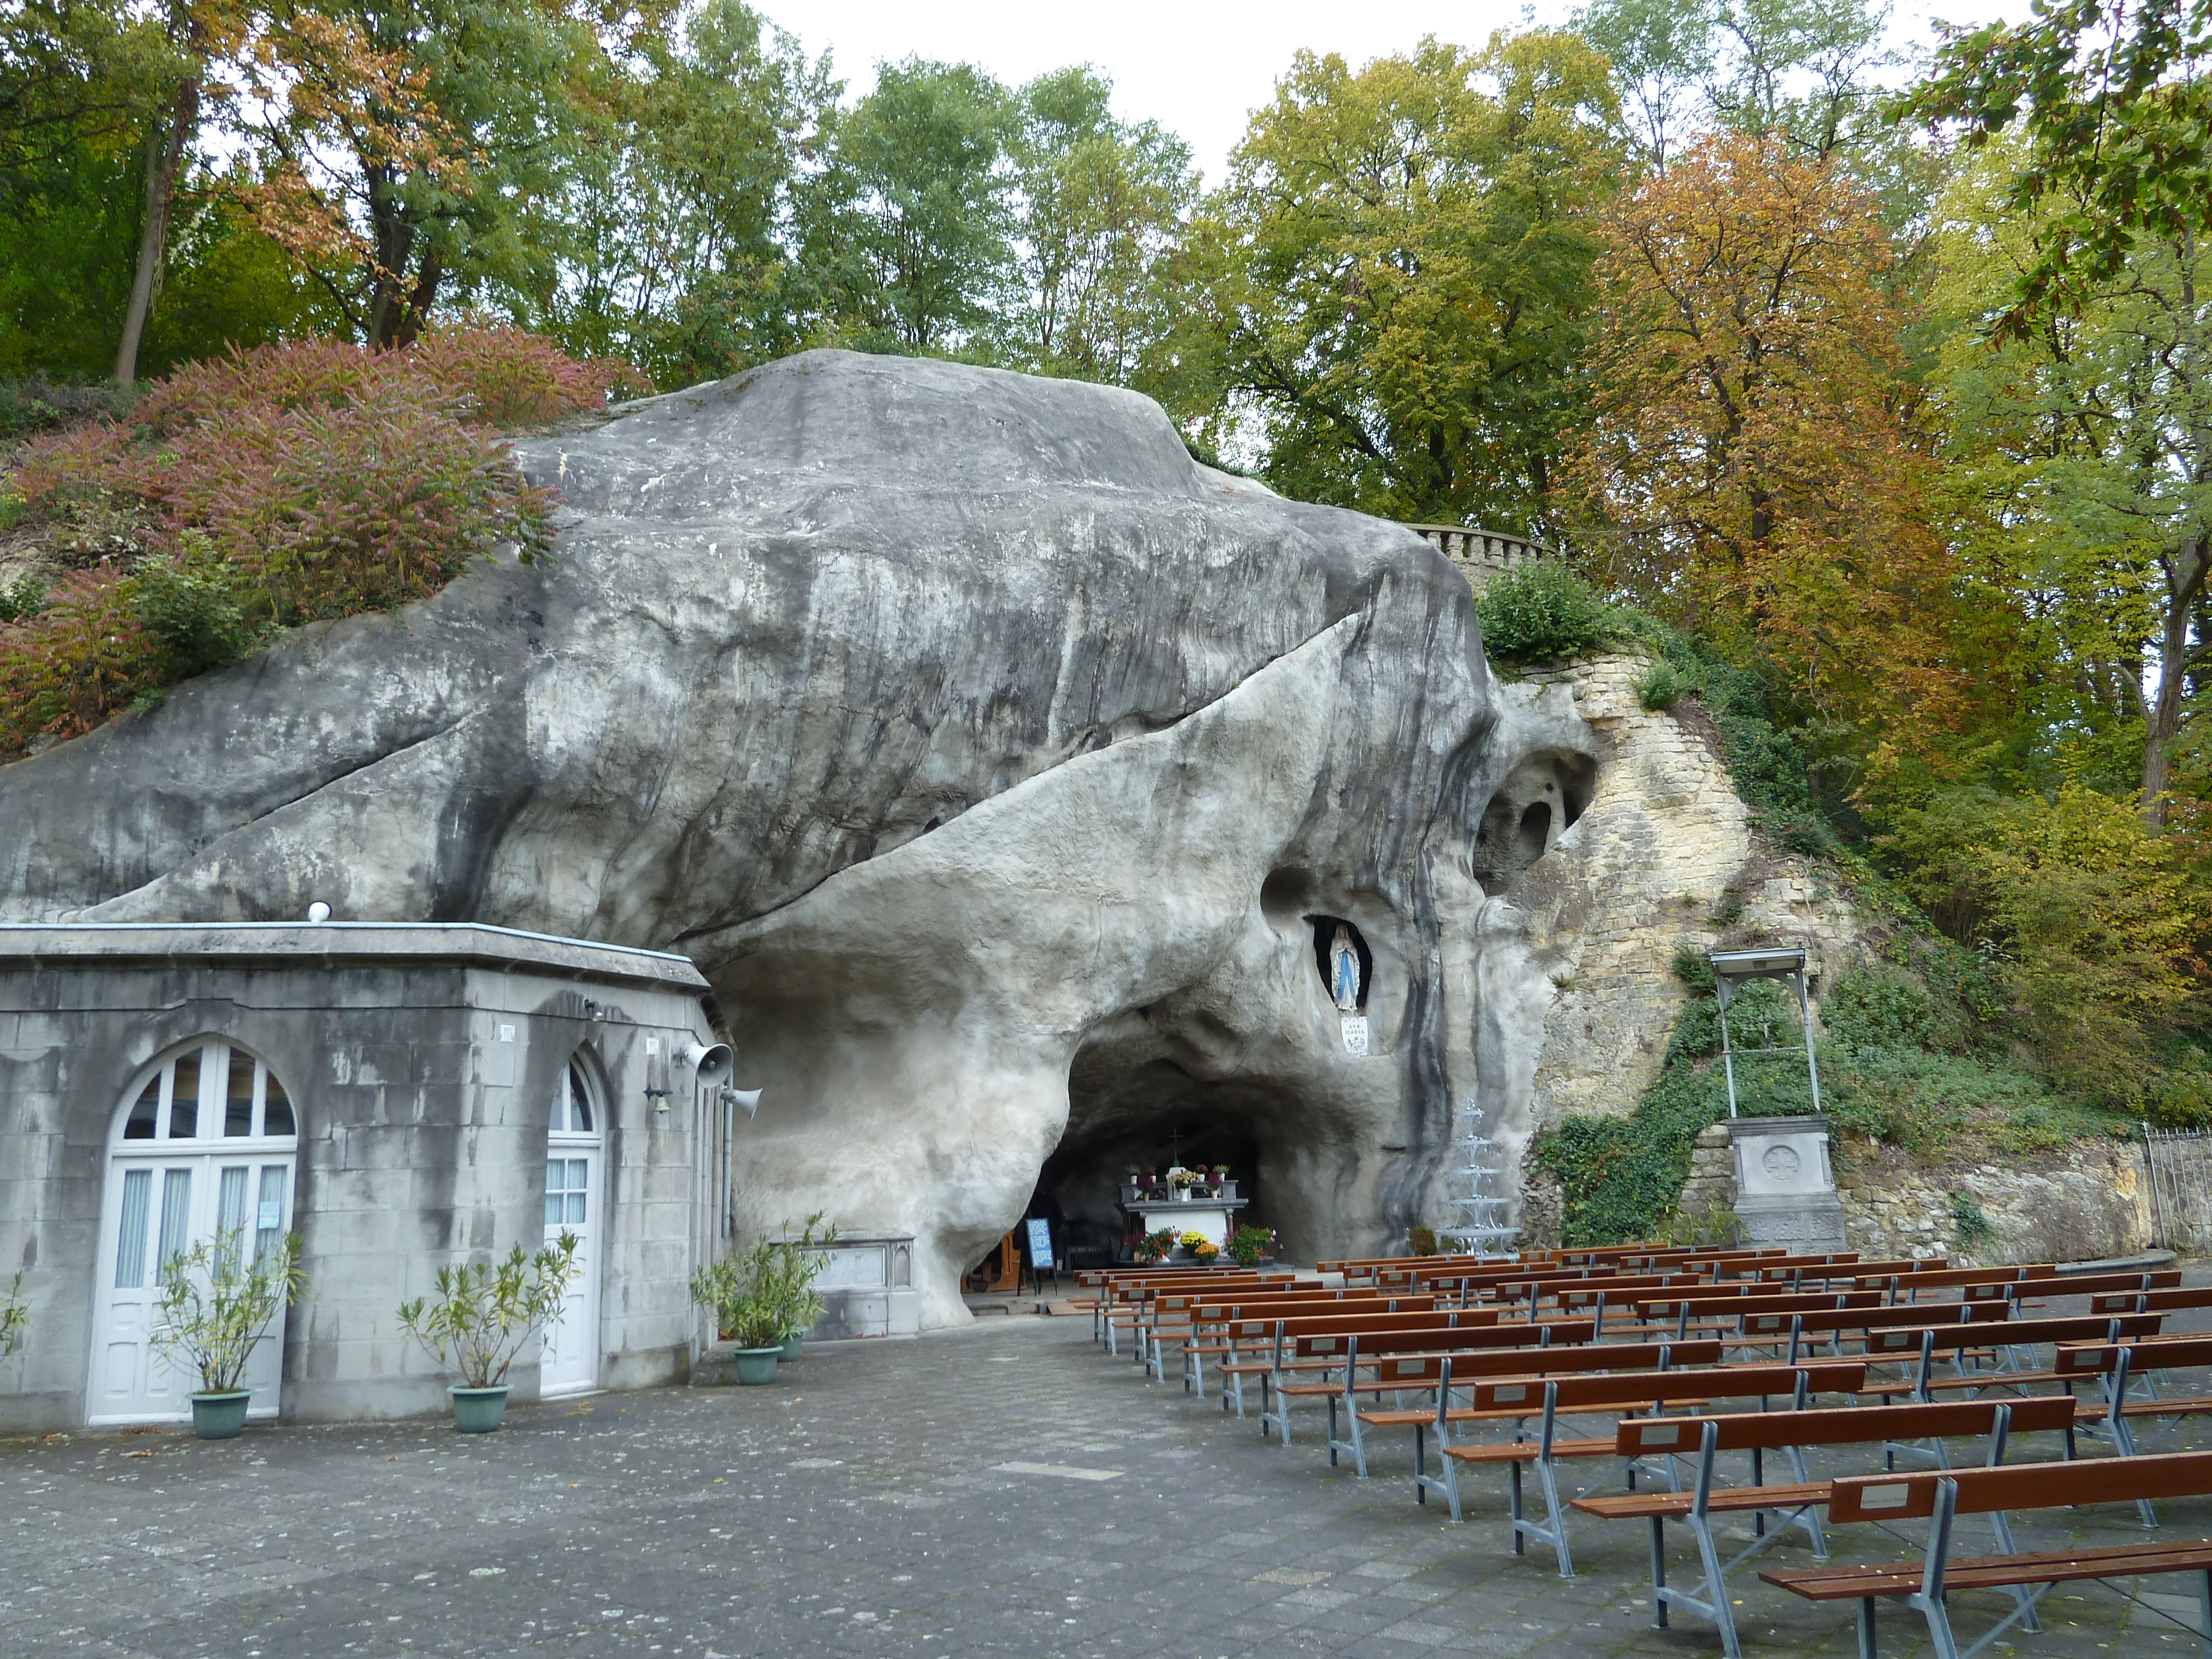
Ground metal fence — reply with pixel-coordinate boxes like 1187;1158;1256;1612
2143;1126;2212;1254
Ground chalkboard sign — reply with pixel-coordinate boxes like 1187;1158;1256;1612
1025;1217;1054;1270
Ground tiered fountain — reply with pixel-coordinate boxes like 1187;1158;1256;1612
1438;1100;1519;1258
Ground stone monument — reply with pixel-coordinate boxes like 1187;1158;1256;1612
1728;1114;1849;1253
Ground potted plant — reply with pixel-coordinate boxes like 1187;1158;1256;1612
1209;1165;1229;1193
1224;1224;1277;1268
1181;1230;1218;1264
767;1215;837;1360
1139;1228;1178;1265
152;1227;307;1439
1168;1168;1206;1202
397;1233;581;1431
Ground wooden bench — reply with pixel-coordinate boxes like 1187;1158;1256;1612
1246;1317;1599;1443
1870;1312;2165;1400
1138;1287;1436;1375
1154;1292;1456;1389
1574;1395;2080;1658
1762;1449;2212;1659
1354;1340;1729;1505
2057;1334;2212;1467
1436;1361;1867;1575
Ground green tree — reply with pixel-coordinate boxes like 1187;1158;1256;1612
799;58;1018;356
1193;31;1620;526
997;65;1198;396
1926;137;2212;818
515;0;831;385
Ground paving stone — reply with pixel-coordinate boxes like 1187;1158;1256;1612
5;1313;2210;1657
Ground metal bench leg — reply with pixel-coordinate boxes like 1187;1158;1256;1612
1689;1511;1742;1659
1856;1597;1877;1659
1650;1517;1669;1630
2198;1567;2211;1659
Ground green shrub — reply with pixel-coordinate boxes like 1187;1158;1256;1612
1823;966;1949;1053
128;550;253;680
1637;658;1693;710
1474;559;1619;664
1948;1192;1993;1248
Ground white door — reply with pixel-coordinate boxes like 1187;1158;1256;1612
89;1042;299;1425
540;1057;603;1396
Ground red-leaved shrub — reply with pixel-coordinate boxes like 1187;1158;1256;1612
1;329;643;752
0;571;166;744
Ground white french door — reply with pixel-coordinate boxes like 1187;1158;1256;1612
89;1042;299;1425
540;1057;603;1396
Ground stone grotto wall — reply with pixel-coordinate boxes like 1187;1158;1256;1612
1468;647;1877;1240
0;350;1601;1326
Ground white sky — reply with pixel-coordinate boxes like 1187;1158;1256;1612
768;1;2021;186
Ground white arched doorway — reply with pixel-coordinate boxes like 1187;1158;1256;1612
540;1055;603;1396
88;1040;299;1425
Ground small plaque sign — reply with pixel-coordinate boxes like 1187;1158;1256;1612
257;1200;282;1230
1340;1014;1370;1056
1025;1217;1053;1270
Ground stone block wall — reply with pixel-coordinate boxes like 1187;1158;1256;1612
1833;1138;2156;1265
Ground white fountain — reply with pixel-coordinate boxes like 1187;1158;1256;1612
1438;1099;1520;1258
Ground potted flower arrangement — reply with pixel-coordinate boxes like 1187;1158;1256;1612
397;1233;582;1431
1209;1165;1229;1193
1180;1230;1218;1264
1224;1225;1277;1268
152;1227;307;1439
1139;1228;1179;1265
1168;1168;1206;1202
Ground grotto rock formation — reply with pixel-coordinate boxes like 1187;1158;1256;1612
0;350;1596;1323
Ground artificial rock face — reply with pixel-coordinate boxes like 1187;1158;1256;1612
0;351;1594;1324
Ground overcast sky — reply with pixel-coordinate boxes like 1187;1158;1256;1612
770;1;2018;185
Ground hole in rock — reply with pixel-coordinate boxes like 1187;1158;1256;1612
1259;868;1314;934
1473;750;1597;886
1515;801;1552;865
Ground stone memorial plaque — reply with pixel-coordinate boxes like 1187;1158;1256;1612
1341;1015;1370;1056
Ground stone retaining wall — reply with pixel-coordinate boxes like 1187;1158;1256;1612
1833;1136;2156;1265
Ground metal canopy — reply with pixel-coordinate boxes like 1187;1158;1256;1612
1706;945;1822;1119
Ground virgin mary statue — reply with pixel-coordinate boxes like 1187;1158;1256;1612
1328;924;1363;1011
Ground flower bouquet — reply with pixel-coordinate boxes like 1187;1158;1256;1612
1180;1230;1219;1264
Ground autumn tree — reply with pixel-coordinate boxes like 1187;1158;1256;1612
1191;31;1620;526
1570;131;1966;758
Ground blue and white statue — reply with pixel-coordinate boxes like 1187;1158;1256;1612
1328;923;1363;1011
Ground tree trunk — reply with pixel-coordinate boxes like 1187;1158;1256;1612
113;77;201;387
2142;528;2209;827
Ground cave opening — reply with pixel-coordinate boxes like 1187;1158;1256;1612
1031;1093;1269;1267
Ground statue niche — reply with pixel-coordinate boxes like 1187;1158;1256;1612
1311;917;1370;1011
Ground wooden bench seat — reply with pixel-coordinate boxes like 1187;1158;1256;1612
1572;1395;2079;1659
1762;1449;2212;1659
1432;1362;1867;1574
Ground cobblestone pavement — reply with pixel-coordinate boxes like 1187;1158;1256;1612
4;1311;2210;1658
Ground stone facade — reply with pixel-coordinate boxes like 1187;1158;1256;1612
0;923;724;1433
